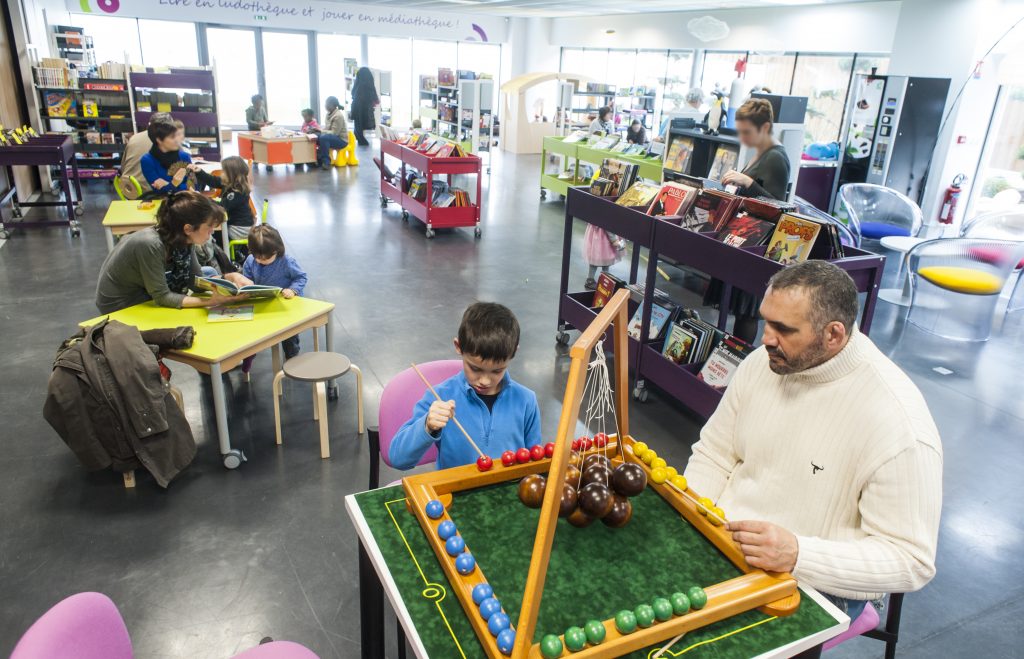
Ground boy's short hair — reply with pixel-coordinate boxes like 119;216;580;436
301;108;314;116
147;121;178;143
172;119;185;130
251;94;263;104
248;224;286;260
458;302;520;363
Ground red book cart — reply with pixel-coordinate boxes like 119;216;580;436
380;139;482;239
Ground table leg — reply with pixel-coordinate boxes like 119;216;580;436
209;362;232;456
359;539;386;659
272;344;282;376
105;227;115;252
59;162;75;221
220;224;230;254
325;314;338;395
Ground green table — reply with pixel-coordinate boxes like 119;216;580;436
540;136;589;199
347;482;847;658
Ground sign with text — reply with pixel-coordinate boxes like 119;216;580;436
71;0;508;42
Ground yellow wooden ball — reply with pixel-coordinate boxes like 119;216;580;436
709;507;726;526
670;474;688;491
631;441;649;456
641;450;657;465
650;466;669;484
651;457;667;470
698;496;714;516
664;466;678;479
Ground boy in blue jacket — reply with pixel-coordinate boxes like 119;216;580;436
389;302;542;470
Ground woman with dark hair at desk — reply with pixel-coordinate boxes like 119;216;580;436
95;192;250;314
710;98;791;342
351;67;379;146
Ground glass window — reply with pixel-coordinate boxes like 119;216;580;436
206;27;259;126
458;41;502;110
746;53;795;95
69;14;142;67
368;36;413;128
138;20;198;68
791;53;855;146
854;55;890;76
968;85;1024;216
412;39;457;129
560;48;586;77
261;32;311;129
662;50;695;114
701;51;745;96
317;33;361;113
579;48;610;83
635;50;671;132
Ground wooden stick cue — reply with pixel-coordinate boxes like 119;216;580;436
653;632;685;658
409;362;485;459
664;479;729;527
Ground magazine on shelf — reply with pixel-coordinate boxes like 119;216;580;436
697;338;755;389
597;159;638;196
563;130;589;144
765;213;823;264
646;181;700;220
715;213;777;248
195;277;280;299
592;134;620;150
590;177;616;196
627;302;674;341
664;136;694;173
707;145;740;181
688;189;743;233
207;305;255;322
662;323;699;365
592;272;624;308
615;181;662;208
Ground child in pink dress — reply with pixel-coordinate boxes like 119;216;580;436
583;224;625;289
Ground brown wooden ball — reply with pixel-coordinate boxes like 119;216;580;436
578;482;614;518
559;483;578;518
582;453;611;472
517;474;546;509
601;493;633;528
582;463;614;488
564;464;583;486
568;452;583;468
611;462;648;497
567;506;594;528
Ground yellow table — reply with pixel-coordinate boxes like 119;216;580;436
81;296;336;468
101;198;230;254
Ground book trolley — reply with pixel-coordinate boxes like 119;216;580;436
0;134;83;238
541;136;665;201
379;139;483;239
557;187;887;419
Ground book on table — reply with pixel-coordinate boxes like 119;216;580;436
765;213;823;264
207;305;255;322
195;277;281;299
697;337;755;389
592;272;624;308
562;130;588;144
615;181;662;208
664;136;694;173
715;213;777;248
591;134;620;150
597;159;638;196
646;181;700;220
687;189;742;233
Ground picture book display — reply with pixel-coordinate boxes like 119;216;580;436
207;305;255;322
664;136;694;173
765;213;823;264
698;337;755;389
646;181;700;220
707;145;740;181
597;159;638;197
716;213;777;248
562;130;589;144
592;272;624;308
615;181;662;208
195;277;281;299
591;134;620;150
627;302;673;341
686;189;742;233
662;323;698;365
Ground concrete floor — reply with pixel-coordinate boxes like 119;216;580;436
0;144;1022;658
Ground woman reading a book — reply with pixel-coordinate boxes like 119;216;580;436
95;192;251;314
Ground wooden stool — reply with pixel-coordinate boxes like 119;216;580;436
272;352;364;458
123;385;184;489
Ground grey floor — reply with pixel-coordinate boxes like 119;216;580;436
0;144;1022;659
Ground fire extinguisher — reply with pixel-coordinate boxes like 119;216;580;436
938;174;966;225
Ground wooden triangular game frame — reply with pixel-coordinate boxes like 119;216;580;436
404;289;799;657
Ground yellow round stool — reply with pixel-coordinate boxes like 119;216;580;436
331;131;360;167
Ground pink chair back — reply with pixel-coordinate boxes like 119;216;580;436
822;600;880;651
11;592;133;659
378;360;463;469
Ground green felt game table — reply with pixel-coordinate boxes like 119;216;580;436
347;481;849;658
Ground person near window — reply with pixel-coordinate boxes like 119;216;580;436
315;96;349;170
245;94;271;131
588;106;614;135
350;67;379;147
626;119;647;145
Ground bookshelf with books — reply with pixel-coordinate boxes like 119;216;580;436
557;186;887;418
614;87;658;132
418;74;439;132
129;68;221;161
539;135;588;199
663;126;741;180
562;82;617;133
379;137;483;238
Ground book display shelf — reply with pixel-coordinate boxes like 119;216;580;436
0;134;84;238
130;69;221;161
418;73;439;132
664;127;741;180
540;136;665;200
556;187;886;419
379;139;483;239
615;87;658;131
563;82;616;132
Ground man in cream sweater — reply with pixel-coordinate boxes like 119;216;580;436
685;261;942;622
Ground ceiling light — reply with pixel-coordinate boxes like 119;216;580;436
605;29;616;35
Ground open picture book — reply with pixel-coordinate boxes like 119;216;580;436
195;277;281;299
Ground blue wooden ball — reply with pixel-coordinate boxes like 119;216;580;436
455;552;476;575
496;628;516;655
436;520;457;541
488;612;511;636
478;597;502;620
425;499;444;519
445;535;465;556
472;583;494;605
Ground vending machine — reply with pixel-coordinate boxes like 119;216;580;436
833;73;950;211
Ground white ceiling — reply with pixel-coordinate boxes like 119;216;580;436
337;0;874;18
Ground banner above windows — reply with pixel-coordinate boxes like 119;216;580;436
70;0;509;43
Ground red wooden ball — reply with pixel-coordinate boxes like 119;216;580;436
530;444;545;461
476;455;493;471
584;437;595;450
544;442;555;458
572;437;585;451
515;447;531;464
500;450;516;467
594;432;609;448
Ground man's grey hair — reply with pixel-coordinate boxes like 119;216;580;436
685;87;704;105
149;112;174;125
767;260;859;332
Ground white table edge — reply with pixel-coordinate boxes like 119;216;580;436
347;494;851;659
346;494;430;659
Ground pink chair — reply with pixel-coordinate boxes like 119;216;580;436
367;360;463;489
12;592;319;659
823;592;904;658
822;600;880;651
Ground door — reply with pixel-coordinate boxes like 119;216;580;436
261;31;313;129
206;27;259;127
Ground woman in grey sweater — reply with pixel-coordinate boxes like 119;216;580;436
95;192;250;314
722;97;791;200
